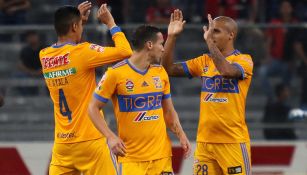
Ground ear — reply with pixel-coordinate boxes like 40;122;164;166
229;32;235;40
72;22;78;33
146;41;153;50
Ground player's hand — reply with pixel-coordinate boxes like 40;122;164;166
168;9;186;36
97;3;116;29
78;1;92;25
107;135;126;157
203;14;214;41
179;134;191;159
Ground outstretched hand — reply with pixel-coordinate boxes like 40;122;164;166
203;14;214;41
168;9;186;36
78;1;92;25
97;3;116;29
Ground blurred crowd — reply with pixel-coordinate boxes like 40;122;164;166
0;0;307;140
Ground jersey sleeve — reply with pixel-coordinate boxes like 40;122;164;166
161;67;171;100
83;26;133;68
232;55;254;80
181;55;207;78
94;68;118;103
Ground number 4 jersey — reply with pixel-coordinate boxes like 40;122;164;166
39;29;132;143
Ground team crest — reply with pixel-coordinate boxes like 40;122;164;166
126;79;134;92
152;76;162;89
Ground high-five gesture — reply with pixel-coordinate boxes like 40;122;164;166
168;9;186;36
203;14;214;41
97;3;116;29
78;1;92;25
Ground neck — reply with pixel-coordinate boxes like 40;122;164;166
57;34;77;45
221;44;235;57
128;50;150;71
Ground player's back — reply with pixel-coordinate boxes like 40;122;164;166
40;42;110;143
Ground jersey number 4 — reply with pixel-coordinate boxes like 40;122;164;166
59;89;72;123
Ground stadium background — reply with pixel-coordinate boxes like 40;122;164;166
0;0;307;174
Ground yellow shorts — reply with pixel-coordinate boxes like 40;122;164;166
49;138;118;175
119;157;174;175
194;142;251;175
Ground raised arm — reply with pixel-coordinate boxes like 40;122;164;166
78;1;91;25
162;9;186;77
203;14;242;79
88;98;126;157
162;98;191;158
97;3;132;57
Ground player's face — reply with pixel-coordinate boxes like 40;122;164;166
211;20;231;51
150;32;164;64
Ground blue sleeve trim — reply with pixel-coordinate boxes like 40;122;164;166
162;93;171;99
94;93;109;103
180;62;193;79
233;63;245;80
110;26;121;36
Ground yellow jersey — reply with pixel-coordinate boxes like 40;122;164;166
94;59;172;162
181;50;253;143
39;27;132;143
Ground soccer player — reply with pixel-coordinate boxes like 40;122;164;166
88;25;191;175
162;10;253;175
39;2;132;175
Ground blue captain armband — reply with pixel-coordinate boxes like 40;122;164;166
110;26;121;36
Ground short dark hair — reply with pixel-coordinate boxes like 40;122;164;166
54;6;81;36
132;25;161;51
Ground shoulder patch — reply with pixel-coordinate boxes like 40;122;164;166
112;60;127;69
89;44;105;53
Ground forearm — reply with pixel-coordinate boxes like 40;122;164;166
206;39;238;78
88;106;117;139
162;35;186;77
165;111;186;138
111;28;133;57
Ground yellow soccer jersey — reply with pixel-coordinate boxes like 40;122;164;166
39;28;132;143
181;50;253;143
94;59;172;162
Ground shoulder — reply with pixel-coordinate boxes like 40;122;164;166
112;60;128;69
150;64;164;72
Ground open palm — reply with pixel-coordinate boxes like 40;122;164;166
168;9;186;36
204;14;214;41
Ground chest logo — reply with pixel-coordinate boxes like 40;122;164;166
142;81;149;87
152;76;162;89
134;112;159;122
125;79;134;92
203;66;209;74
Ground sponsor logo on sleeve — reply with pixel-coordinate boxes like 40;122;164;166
228;166;242;174
89;44;104;53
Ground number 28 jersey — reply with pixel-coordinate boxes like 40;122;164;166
39;30;132;143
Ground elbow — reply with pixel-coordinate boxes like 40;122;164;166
88;101;95;120
119;47;133;58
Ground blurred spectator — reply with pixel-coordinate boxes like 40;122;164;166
172;0;203;23
97;0;126;24
293;28;307;109
14;31;45;96
146;0;176;24
259;0;299;98
262;83;297;140
0;0;30;24
294;0;307;22
218;0;258;22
